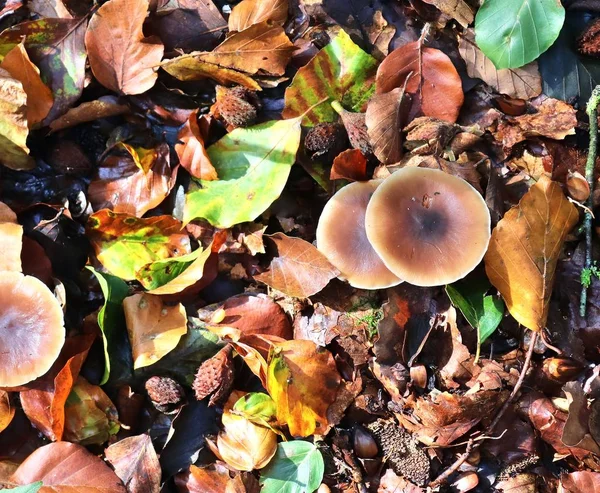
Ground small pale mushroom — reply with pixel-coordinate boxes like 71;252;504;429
316;180;402;289
0;272;65;387
365;167;490;286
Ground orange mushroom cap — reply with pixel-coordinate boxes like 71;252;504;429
365;167;490;286
0;272;65;387
316;180;402;289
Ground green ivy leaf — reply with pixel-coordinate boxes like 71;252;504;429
6;482;43;493
475;0;565;69
86;267;132;385
260;441;324;493
184;118;302;228
282;29;378;126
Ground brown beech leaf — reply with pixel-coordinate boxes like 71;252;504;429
485;176;578;332
29;0;72;18
496;474;538;493
161;56;260;89
559;472;600;492
378;468;424;493
254;233;339;298
366;86;411;164
217;410;278;471
376;41;464;123
494;97;577;150
1;42;53;127
402;154;482;193
123;294;187;369
105;434;161;493
175;463;232;493
175;111;217;180
458;30;541;100
330;149;368;181
85;0;164;95
49;97;129;132
422;0;473;27
229;0;288;32
88;143;177;217
0;201;22;272
0;391;14;433
10;441;126;492
267;339;341;437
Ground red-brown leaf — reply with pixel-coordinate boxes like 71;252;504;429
330;149;368;181
105;434;161;493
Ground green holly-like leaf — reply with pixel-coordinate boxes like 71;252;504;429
183;118;302;228
475;0;565;70
87;267;132;385
282;29;378;126
87;210;191;281
260;441;324;493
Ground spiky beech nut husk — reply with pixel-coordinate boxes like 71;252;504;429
353;426;378;458
331;101;373;157
579;18;600;56
566;171;590;202
145;376;185;414
451;472;479;492
214;85;260;128
192;344;234;406
542;357;584;382
304;122;348;160
404;116;458;155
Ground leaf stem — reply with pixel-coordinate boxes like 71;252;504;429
580;86;600;317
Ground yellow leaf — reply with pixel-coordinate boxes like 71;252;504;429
484;175;578;331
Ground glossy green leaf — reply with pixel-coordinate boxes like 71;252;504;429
260;441;324;493
282;29;378;126
6;483;43;493
0;18;87;122
86;267;131;385
475;0;565;69
233;392;277;429
446;277;504;356
184;118;302;228
87;210;191;281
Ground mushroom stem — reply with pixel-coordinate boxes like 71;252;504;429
330;100;344;116
580;85;600;317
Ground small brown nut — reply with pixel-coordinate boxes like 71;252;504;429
353;426;378;458
542;357;584;382
566;171;590;202
451;471;479;492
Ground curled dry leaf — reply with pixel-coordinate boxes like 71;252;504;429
458;29;542;100
10;442;126;492
175;111;217;180
123;293;187;369
376;41;464;123
0;201;22;272
229;0;288;32
484;176;578;331
267;339;341;437
254;233;339;298
378;468;424;493
422;0;473;27
49;97;129;132
0;68;32;170
0;390;14;433
330;149;368;181
85;0;164;95
29;0;72;18
1;42;53;127
559;472;600;492
217;410;278;472
175;463;232;493
105;434;161;493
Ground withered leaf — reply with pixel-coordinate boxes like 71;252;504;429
485;176;578;331
175;464;232;493
175;111;217;180
105;434;161;493
330;149;368;181
0;68;32;170
228;0;288;32
254;233;339;298
29;0;71;18
560;472;600;492
422;0;474;27
49;97;129;132
85;0;164;95
0;390;14;433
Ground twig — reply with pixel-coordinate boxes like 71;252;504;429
580;86;600;317
429;439;474;488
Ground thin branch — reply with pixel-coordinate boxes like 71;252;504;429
429;439;474;488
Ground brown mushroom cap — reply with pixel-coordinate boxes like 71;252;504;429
0;272;65;386
316;180;402;289
365;167;490;286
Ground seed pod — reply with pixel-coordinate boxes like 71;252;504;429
566;171;590;202
542;357;584;382
145;376;185;414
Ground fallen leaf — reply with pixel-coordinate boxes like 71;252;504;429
283;29;378;125
376;41;464;123
10;442;126;492
422;0;473;27
85;0;164;95
0;201;22;272
29;0;71;18
496;473;538;493
49;97;129;132
183;118;301;228
559;472;600;492
378;469;424;493
459;29;542;100
255;233;339;298
87;210;191;280
229;0;288;32
1;42;53;127
267;339;341;437
105;434;161;493
484;175;578;331
330;149;368;181
562;381;600;455
366;86;411;164
506;150;547;180
123;293;187;369
175;111;217;180
0;391;14;433
0;68;32;170
88;143;177;217
174;463;232;493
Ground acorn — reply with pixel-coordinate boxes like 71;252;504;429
353;426;378;458
542;357;584;382
304;122;348;161
145;376;186;414
212;85;260;129
331;100;373;157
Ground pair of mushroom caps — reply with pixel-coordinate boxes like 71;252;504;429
316;167;491;289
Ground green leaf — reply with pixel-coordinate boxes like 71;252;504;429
475;0;565;69
86;267;132;385
233;392;277;428
6;482;43;493
446;277;504;351
282;29;378;126
260;441;324;493
184;118;302;228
